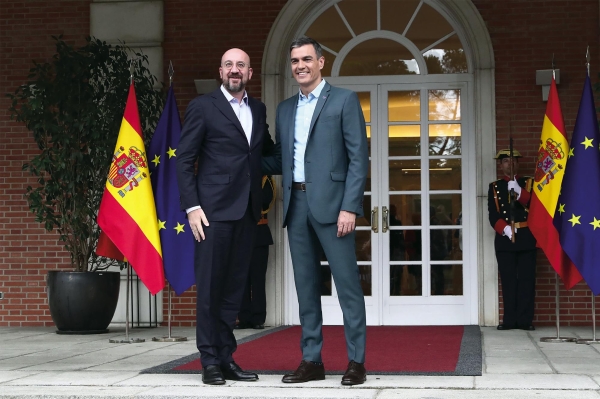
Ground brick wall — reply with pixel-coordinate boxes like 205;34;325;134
0;1;92;326
1;0;599;328
473;0;600;326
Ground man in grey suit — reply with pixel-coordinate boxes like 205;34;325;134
263;37;369;385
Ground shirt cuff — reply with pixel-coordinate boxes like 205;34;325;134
186;206;201;214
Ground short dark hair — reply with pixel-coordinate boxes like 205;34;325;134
290;36;323;58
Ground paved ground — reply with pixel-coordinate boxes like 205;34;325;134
1;325;600;398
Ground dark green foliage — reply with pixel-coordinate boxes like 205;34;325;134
8;36;164;272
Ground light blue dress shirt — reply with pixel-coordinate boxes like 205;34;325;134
293;79;326;183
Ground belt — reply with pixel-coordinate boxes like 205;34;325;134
514;221;528;228
292;182;306;191
257;218;269;225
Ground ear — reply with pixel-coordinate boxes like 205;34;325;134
248;67;253;80
318;56;325;70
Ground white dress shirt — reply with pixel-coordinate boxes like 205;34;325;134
186;86;253;213
220;85;253;145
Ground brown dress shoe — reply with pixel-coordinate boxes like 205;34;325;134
282;360;325;383
341;360;366;385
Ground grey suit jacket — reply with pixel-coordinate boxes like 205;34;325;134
263;82;369;227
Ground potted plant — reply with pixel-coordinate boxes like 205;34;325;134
8;36;164;333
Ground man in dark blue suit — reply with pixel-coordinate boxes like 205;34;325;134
176;48;274;385
263;37;369;385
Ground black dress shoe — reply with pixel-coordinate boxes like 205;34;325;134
282;360;325;383
253;324;265;330
341;360;366;386
202;365;225;385
221;361;258;381
235;322;252;330
497;324;514;331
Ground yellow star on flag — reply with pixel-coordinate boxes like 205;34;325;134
581;136;594;149
174;222;185;234
568;214;581;227
167;147;177;158
158;219;166;230
557;203;565;214
569;147;574;157
152;154;161;167
590;217;600;230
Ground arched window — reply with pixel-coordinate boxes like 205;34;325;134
302;0;468;77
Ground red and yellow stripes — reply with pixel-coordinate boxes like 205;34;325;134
97;83;165;295
529;77;582;289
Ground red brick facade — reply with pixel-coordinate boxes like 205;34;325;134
1;0;599;327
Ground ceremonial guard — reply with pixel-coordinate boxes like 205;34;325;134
487;148;537;331
237;175;276;329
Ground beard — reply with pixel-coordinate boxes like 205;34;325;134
223;74;245;93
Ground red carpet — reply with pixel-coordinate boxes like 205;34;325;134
172;326;471;373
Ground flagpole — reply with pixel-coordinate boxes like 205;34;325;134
152;283;187;342
571;47;600;345
108;62;145;344
110;263;145;343
152;61;187;343
540;276;576;342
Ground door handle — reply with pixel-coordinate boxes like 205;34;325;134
371;206;378;233
382;206;389;233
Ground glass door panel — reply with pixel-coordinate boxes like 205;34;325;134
382;83;469;325
291;79;472;326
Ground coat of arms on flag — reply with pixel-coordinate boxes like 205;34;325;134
534;138;565;191
108;145;149;197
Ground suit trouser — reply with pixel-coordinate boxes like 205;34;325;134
238;244;269;325
194;204;256;367
496;249;537;327
287;189;366;363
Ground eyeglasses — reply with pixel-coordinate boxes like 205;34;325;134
223;61;247;70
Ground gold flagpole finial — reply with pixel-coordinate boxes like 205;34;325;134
129;59;135;85
586;46;590;77
168;61;174;87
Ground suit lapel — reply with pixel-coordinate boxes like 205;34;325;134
287;94;299;159
211;88;247;143
249;97;259;148
307;82;331;140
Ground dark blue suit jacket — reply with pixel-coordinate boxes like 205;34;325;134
177;87;273;222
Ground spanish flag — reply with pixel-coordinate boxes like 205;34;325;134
528;77;582;289
97;83;165;295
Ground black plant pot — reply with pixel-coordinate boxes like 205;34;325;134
47;271;120;334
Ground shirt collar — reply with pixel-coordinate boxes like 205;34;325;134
221;85;248;104
298;79;326;101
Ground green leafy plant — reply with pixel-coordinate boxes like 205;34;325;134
8;36;164;272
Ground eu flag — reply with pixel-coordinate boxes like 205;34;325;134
554;74;600;295
149;86;195;295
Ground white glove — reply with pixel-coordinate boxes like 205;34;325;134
507;178;522;199
503;225;517;240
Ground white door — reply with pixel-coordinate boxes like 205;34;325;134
288;78;477;325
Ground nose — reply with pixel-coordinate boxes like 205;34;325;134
231;63;240;73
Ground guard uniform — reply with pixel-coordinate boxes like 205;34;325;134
237;175;275;329
487;149;537;330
